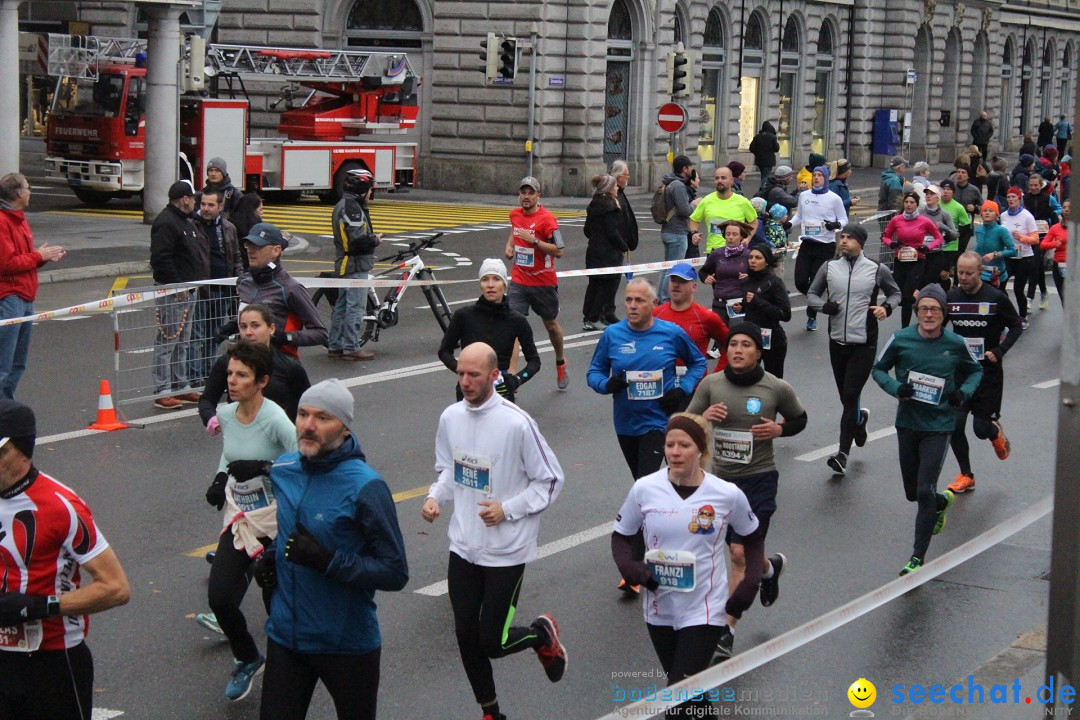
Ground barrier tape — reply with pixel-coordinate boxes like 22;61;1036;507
0;285;195;328
593;495;1053;719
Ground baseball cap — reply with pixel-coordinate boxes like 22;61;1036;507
168;180;195;200
668;262;697;282
243;222;290;249
519;176;541;192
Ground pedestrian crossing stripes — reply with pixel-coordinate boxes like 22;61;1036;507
49;199;586;237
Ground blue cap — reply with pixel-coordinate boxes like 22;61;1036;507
769;204;788;221
668;262;697;282
243;222;289;249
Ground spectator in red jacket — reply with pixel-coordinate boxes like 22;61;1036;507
0;174;65;399
1040;200;1069;307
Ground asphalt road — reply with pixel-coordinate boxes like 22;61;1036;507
17;199;1060;720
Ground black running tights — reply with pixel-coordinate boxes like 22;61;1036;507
829;341;876;455
646;624;726;718
897;428;951;560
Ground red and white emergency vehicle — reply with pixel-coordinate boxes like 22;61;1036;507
43;34;419;205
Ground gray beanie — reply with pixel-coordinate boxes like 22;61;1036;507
298;379;354;433
207;157;228;174
916;284;948;314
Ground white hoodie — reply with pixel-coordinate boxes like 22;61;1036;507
430;392;564;566
791;189;849;243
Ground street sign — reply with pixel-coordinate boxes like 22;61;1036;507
657;103;686;133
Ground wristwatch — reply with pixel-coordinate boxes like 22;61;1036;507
46;595;60;617
285;332;295;344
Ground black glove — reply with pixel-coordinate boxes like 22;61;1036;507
622;562;659;592
214;321;238;344
270;327;291;347
205;471;227;511
824;220;842;231
820;301;841;316
916;245;929;258
897;383;915;400
251;550;277;589
495;373;521;397
0;593;57;626
285;522;334;573
227;460;272;482
606;375;630;395
948;389;966;407
658;387;687;414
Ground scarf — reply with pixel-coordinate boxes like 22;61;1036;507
723;363;765;386
902;211;918;221
724;242;746;258
1006;206;1023;216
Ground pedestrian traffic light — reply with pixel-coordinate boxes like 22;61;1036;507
497;36;518;81
480;32;499;82
666;50;692;97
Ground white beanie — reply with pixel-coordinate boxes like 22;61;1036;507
478;258;508;284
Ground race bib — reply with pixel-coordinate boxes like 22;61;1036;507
645;549;696;592
0;621;42;651
713;428;754;465
626;370;663;400
726;301;745;320
908;371;946;405
964;337;986;361
761;328;772;350
453;451;492;493
231;477;273;513
804;222;825;237
924;234;937;247
709;220;725;238
1036;220;1050;235
514;244;535;267
897;246;919;262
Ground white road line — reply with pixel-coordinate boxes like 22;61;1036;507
441;229;468;234
1033;378;1060;389
414;298;473;310
796;427;897;462
414;523;611;596
91;708;125;718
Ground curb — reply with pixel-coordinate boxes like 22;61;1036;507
39;261;151;285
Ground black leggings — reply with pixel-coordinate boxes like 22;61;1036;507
762;340;787;378
1007;257;1033;317
950;408;1000;478
447;552;545;706
829;341;877;455
617;430;666;480
0;641;93;720
1027;251;1048;298
583;274;621;323
208;531;272;665
794;241;836;320
646;624;725;718
897;429;951;560
1052;263;1066;307
260;639;380;720
892;258;927;327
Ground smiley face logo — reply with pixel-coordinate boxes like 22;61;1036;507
847;678;876;709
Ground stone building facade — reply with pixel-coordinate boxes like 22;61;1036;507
30;0;1080;195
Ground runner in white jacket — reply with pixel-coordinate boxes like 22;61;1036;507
790;166;849;331
423;342;567;720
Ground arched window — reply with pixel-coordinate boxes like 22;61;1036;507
811;23;836;155
674;13;684;47
744;14;765;52
699;8;728;164
782;17;800;54
704;9;725;53
739;12;767;150
777;16;802;157
817;24;834;57
1003;38;1013;68
345;0;423;48
608;0;633;41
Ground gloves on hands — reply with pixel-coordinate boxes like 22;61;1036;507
622;562;659;592
252;551;277;589
948;390;966;407
658;387;687;414
285;522;334;573
495;373;521;397
897;383;915;400
606;375;630;395
206;471;228;511
820;301;841;316
916;245;929;258
0;593;57;626
824;220;842;231
227;460;272;482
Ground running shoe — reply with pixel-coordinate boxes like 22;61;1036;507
582;321;599;331
1040;297;1049;310
1021;317;1030;330
196;612;223;635
712;626;735;663
933;490;955;535
854;409;870;448
899;556;923;576
759;553;786;607
154;396;183;410
827;451;847;476
603;315;620;326
533;613;567;683
556;361;569;391
225;655;265;701
805;317;817;332
176;392;202;404
205;550;216;564
991;420;1011;460
617;578;641;596
948;473;975;493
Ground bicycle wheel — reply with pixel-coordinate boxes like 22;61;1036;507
424;280;453;332
356;289;381;348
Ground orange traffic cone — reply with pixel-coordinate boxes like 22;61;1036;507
88;380;128;431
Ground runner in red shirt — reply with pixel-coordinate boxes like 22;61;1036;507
505;177;570;390
0;400;130;719
653;262;730;402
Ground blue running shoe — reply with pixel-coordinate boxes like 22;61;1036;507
225;655;265;701
806;317;817;331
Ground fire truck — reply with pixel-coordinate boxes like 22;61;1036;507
44;34;419;205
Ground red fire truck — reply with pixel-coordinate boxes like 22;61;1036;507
44;34;419;205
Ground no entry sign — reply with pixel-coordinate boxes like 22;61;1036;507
657;103;687;133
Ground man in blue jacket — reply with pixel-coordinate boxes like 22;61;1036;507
256;378;408;720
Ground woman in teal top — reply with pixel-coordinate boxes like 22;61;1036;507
972;201;1017;286
200;341;297;702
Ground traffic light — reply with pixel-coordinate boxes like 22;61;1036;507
666;50;693;98
480;32;499;82
497;36;518;81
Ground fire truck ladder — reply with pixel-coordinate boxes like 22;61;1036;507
46;34;148;81
205;45;414;86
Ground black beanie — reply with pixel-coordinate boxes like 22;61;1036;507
0;400;35;459
727;321;764;350
840;223;868;246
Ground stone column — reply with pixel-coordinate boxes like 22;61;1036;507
142;4;182;224
0;0;23;173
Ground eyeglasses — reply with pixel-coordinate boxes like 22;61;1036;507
916;306;943;315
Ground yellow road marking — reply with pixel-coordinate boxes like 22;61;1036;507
183;483;430;557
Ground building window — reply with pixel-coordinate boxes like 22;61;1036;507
811;23;835;156
777;16;801;158
739;13;766;150
346;0;423;48
674;13;684;47
699;8;727;165
605;0;634;165
609;0;633;41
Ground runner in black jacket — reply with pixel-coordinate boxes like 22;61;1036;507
438;259;540;403
731;244;791;377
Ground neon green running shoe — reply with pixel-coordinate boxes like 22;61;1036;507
933;490;955;535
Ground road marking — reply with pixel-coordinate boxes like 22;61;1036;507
1033;378;1060;389
414;522;611;596
796;427;897;462
414;298;473;310
92;710;125;719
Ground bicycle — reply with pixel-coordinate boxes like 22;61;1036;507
356;232;453;348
